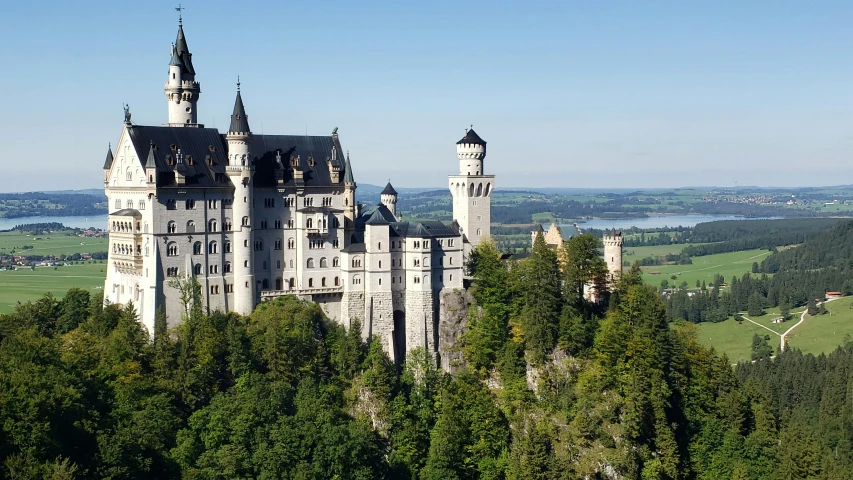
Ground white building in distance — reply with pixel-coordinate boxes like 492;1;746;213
102;19;493;362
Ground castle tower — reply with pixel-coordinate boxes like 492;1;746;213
225;82;255;315
603;228;623;285
380;181;398;219
164;18;201;126
449;127;494;250
343;153;357;244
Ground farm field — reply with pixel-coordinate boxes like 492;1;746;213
0;231;108;257
623;244;694;262
695;318;775;363
786;296;853;355
641;249;772;289
0;262;106;313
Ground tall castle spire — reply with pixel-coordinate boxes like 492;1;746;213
164;16;201;126
229;78;250;134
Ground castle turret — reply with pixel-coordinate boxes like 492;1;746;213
164;18;201;126
343;152;357;244
225;82;254;315
449;127;494;251
380;181;398;219
103;144;113;185
603;228;623;285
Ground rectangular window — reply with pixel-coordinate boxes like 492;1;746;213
226;284;233;293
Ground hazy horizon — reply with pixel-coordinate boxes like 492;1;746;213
3;0;853;191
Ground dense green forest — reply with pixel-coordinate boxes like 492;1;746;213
667;220;853;323
2;233;852;478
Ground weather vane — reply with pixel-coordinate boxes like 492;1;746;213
175;4;184;24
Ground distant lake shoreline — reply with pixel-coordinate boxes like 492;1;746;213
0;214;109;231
564;214;778;231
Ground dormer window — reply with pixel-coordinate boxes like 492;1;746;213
291;157;297;167
186;155;194;166
206;155;213;166
167;156;175;166
208;145;216;152
170;144;177;151
308;157;315;167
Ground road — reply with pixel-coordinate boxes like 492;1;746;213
740;296;841;353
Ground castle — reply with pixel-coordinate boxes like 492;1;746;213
102;19;492;362
531;223;623;300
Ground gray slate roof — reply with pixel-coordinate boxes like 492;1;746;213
381;182;397;195
457;128;486;145
126;126;231;188
355;204;459;238
110;208;141;217
229;91;250;133
343;153;355;184
103;145;114;169
251;134;345;188
174;24;195;75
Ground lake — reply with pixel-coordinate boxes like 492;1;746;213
0;214;109;231
566;214;773;231
0;213;767;233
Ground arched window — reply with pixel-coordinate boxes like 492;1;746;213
208;220;217;232
307;258;315;268
126;199;133;208
352;257;362;268
224;241;232;253
194;264;202;275
289;278;295;289
193;242;202;255
242;216;250;226
307;218;313;228
167;242;178;256
254;240;263;251
276;278;283;290
469;183;475;196
333;257;340;267
320;257;328;268
476;228;482;236
208;241;218;254
334;276;340;286
288;238;295;249
321;277;327;287
309;278;314;287
185;220;194;233
423;257;429;267
224;262;232;273
167;221;176;234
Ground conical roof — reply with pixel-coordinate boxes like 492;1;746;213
103;145;114;169
457;128;486;145
229;90;250;133
169;45;183;67
381;181;397;195
343;153;356;185
144;142;156;169
174;23;195;75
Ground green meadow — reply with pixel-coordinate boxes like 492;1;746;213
0;231;108;257
786;296;853;355
0;262;106;313
641;249;772;288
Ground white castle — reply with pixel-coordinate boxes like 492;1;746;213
102;19;493;361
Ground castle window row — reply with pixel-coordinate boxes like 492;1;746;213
112;243;140;256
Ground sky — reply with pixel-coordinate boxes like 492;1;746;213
2;0;853;191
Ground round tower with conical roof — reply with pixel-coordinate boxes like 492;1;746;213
225;82;255;315
380;181;398;218
603;228;623;285
164;18;201;126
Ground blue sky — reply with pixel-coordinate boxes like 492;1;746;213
2;0;853;191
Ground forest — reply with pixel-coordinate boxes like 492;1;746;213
0;193;105;219
1;233;852;478
666;220;853;324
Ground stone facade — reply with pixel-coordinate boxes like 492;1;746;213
102;19;494;368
